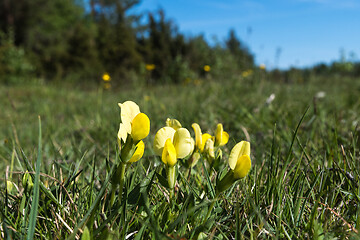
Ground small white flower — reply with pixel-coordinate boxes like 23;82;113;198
315;91;326;99
266;93;276;105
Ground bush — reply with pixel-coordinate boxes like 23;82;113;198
0;31;34;84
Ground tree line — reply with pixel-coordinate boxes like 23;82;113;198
0;0;254;84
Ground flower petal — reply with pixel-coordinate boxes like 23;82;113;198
215;123;224;147
118;101;140;133
128;140;145;163
228;141;251;170
153;127;176;156
166;118;182;130
204;138;215;160
233;155;251;179
118;123;128;143
201;133;212;152
131;113;150;141
162;139;177;167
220;131;229;146
173;128;193;159
191;123;202;150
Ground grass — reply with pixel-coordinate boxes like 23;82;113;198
1;72;360;239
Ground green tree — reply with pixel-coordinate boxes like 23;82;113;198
225;29;254;70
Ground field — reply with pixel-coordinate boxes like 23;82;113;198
1;73;360;239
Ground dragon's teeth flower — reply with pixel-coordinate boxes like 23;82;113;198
154;126;193;165
192;123;214;152
228;141;251;179
216;141;251;193
118;101;150;143
214;123;229;147
201;133;212;151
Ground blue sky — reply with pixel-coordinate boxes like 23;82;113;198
132;0;360;69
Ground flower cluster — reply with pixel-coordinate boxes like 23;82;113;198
113;100;251;204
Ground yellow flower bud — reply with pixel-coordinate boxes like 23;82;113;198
201;133;212;152
215;123;229;147
192;123;202;150
166;118;182;130
162;139;177;167
128;140;145;163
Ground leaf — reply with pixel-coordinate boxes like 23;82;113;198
155;170;169;189
81;226;91;240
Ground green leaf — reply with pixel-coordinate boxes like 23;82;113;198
81;226;91;240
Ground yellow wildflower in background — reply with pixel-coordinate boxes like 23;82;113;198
203;65;211;72
145;64;156;71
102;72;111;81
241;69;253;78
259;64;266;70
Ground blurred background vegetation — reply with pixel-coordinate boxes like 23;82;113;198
2;0;358;87
0;0;254;85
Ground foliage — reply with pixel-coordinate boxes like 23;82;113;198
0;31;34;84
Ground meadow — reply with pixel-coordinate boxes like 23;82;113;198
1;72;360;239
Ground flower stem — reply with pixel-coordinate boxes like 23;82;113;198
167;165;176;190
110;162;127;206
118;162;127;204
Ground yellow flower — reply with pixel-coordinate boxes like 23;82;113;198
102;72;111;81
128;140;145;163
118;101;150;143
228;141;251;179
192;123;202;150
203;65;211;72
216;141;251;193
191;123;213;152
259;64;266;70
162;139;177;167
241;69;254;78
204;137;215;161
214;123;229;147
154;126;193;166
145;64;155;71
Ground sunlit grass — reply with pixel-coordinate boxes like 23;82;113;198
1;73;360;239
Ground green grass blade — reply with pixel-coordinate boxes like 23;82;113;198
26;116;42;240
